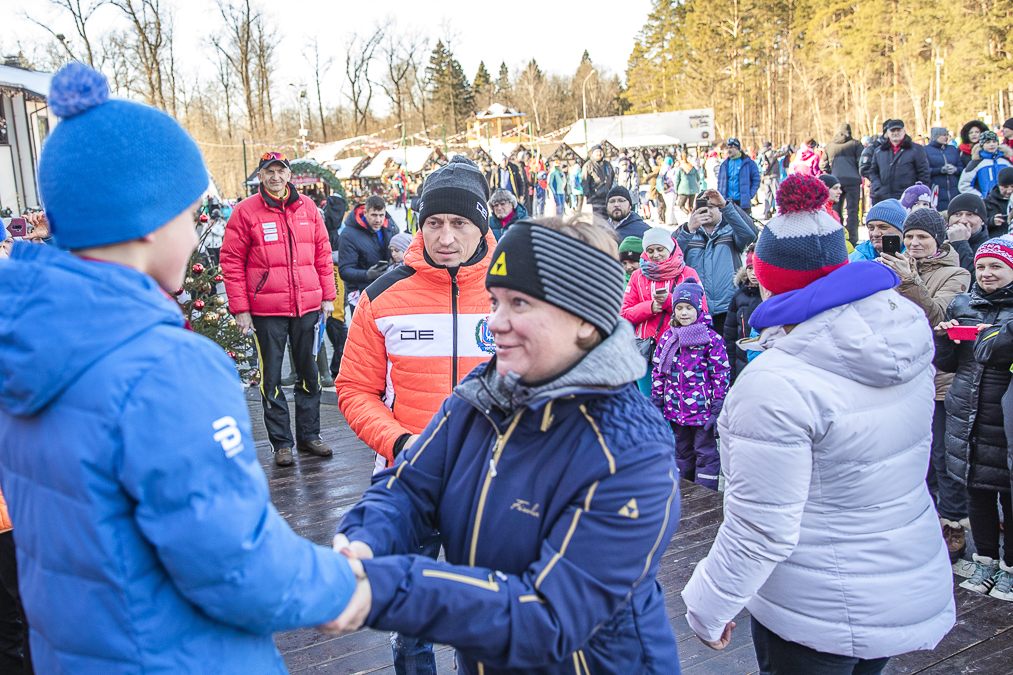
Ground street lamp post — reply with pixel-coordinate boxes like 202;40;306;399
582;69;597;151
288;83;308;157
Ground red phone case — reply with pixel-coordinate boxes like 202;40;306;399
947;325;980;341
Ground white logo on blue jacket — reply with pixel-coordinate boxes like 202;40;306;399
213;416;244;458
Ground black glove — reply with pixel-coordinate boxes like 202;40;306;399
365;262;388;281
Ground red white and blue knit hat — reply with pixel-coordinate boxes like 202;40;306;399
974;236;1013;270
753;174;849;295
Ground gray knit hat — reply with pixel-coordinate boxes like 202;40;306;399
418;155;491;234
930;127;949;143
903;208;947;246
389;232;413;252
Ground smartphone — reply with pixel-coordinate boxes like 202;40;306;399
6;218;27;238
947;325;981;341
881;234;902;256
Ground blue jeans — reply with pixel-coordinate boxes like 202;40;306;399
392;533;441;675
552;193;565;214
752;618;889;675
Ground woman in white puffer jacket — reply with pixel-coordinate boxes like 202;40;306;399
683;175;955;675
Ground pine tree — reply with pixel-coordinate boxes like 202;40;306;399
495;62;511;100
174;227;256;384
426;41;475;134
473;61;493;108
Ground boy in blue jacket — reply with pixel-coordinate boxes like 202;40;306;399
0;63;356;674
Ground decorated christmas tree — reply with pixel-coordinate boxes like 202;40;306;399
174;223;257;384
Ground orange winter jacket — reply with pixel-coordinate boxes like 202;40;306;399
336;231;496;471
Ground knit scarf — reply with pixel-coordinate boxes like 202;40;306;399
639;249;685;282
656;322;711;377
679;159;694;173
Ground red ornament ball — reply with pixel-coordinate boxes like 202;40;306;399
226;351;237;359
192;263;204;274
173;287;184;296
214;274;224;282
199;214;209;222
193;300;205;310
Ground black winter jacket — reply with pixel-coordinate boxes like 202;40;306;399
935;283;1013;492
323;195;348;252
869;135;931;204
925;141;963;213
983;185;1011;238
581;158;616;205
337;205;399;293
820;124;864;184
722;281;762;383
859;138;879;179
490;162;526;197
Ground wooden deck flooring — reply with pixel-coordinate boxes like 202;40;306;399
251;388;1013;674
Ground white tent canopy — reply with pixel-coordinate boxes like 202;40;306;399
563;109;715;149
357;147;440;178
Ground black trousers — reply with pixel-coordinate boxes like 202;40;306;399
252;313;322;451
710;312;727;337
0;532;31;674
326;316;347;381
752;618;888;675
835;182;862;246
967;487;1013;565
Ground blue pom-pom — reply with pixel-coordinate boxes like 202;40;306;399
48;62;109;119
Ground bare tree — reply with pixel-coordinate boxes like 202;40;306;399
212;49;234;137
303;37;333;141
24;0;105;67
379;24;427;136
213;0;258;134
109;0;170;110
344;25;385;134
253;17;276;131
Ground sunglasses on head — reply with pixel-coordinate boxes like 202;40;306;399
261;152;288;162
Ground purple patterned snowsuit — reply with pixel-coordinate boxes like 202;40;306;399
650;318;730;490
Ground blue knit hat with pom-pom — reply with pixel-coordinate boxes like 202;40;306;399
39;62;208;249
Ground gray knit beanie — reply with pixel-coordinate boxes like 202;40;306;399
903;208;947;246
418;155;491;234
930;127;949;143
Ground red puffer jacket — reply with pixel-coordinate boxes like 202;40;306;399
221;185;336;317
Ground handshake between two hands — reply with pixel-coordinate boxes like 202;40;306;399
316;534;375;635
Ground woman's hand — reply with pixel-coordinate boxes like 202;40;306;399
698;621;736;650
317;557;372;635
652;287;669;314
333;533;374;561
879;252;916;283
934;319;959;336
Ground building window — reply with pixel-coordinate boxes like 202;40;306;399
0;105;8;145
37;115;49;144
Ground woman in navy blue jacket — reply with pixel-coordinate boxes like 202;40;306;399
330;217;683;674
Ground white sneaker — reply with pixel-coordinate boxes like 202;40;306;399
952;558;978;579
959;554;999;594
988;562;1013;602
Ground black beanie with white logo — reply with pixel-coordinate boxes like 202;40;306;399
418;155;491;235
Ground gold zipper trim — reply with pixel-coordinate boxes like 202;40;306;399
518;594;545;604
478;663;485;675
578;650;590;674
635;469;679;586
469;410;525;566
583;481;599;510
541;400;555;431
421;569;500;592
535;506;583;590
579;405;615;474
572;653;581;674
386;411;450;489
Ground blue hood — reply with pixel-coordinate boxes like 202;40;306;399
0;242;184;416
750;261;900;329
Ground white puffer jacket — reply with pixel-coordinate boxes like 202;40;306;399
683;287;955;659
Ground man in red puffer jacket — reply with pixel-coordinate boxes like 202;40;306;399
221;152;337;467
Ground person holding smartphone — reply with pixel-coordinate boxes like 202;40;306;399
933;236;1013;598
880;210;971;562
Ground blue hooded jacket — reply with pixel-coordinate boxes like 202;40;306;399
0;243;356;674
675;205;758;314
338;323;681;674
717;155;761;203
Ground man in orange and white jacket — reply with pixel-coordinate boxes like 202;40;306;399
336;155;496;473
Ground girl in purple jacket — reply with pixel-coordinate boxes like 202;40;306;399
651;280;731;490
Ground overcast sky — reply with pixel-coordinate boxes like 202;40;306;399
2;0;651;112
